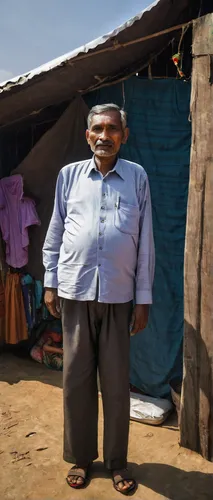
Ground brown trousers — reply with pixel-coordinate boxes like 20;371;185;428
62;299;133;470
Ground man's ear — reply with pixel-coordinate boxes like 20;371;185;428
86;129;90;144
122;128;130;145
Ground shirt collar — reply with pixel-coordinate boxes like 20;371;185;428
86;156;125;180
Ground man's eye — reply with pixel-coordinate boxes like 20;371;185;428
92;127;102;132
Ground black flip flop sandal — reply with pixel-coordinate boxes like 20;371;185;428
112;470;137;496
66;465;90;489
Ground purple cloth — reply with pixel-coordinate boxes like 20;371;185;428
0;175;40;268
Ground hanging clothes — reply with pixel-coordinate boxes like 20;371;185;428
21;275;36;330
0;275;5;344
21;275;43;332
21;275;43;309
0;275;5;319
35;280;43;309
21;281;36;330
5;272;28;344
0;175;40;269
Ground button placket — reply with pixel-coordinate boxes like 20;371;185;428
97;184;107;269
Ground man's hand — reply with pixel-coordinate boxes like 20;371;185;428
44;288;61;318
131;304;149;335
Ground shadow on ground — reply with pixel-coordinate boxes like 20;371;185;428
132;462;213;500
0;352;62;388
90;461;213;499
75;461;213;499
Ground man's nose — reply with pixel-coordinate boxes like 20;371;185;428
99;128;109;140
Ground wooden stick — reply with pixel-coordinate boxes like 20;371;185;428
73;20;193;64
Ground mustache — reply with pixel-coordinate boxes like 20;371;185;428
95;140;114;146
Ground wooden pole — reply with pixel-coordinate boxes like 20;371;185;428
180;14;213;461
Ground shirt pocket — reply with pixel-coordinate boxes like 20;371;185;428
114;201;139;235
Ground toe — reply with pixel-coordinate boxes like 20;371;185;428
117;480;134;491
67;476;75;485
76;477;84;485
123;480;130;490
117;481;125;491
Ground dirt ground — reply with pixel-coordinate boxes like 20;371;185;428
0;353;213;500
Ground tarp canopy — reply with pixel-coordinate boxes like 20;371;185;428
0;0;198;126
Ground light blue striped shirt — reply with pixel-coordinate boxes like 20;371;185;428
43;157;155;304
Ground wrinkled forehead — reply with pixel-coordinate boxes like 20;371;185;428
89;110;122;128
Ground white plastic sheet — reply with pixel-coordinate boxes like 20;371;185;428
130;392;173;424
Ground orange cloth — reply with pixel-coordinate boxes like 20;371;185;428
5;272;28;344
0;276;5;319
0;277;5;343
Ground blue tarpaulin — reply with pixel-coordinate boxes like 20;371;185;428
85;77;191;397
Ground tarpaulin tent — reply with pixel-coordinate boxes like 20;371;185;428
8;75;191;398
0;0;203;397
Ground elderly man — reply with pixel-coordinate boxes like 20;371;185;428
43;103;155;495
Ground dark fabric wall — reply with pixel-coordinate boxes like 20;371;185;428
13;96;91;279
85;77;191;397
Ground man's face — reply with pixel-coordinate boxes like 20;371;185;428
86;111;129;158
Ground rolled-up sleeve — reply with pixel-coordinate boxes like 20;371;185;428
136;174;155;304
43;170;66;288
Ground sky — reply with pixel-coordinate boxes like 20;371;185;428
0;0;152;83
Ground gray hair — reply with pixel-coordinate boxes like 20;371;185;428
87;103;127;131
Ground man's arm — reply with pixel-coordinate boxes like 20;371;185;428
43;169;66;317
131;173;155;334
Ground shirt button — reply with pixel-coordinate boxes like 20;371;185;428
101;206;105;210
99;232;102;236
99;246;103;250
100;218;105;223
102;193;106;198
98;264;101;267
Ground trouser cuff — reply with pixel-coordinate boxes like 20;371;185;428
104;458;127;470
63;452;98;465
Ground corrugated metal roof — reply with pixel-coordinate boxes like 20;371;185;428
0;0;159;92
0;0;194;126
